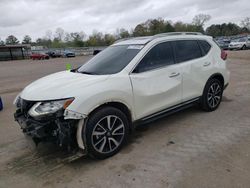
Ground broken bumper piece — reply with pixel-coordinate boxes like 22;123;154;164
14;108;80;152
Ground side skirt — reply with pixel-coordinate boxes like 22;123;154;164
134;97;200;125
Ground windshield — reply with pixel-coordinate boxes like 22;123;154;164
77;45;143;75
238;38;246;42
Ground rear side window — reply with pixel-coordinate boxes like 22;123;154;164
173;40;202;63
134;42;174;73
198;40;211;56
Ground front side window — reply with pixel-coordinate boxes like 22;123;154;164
77;45;142;75
173;40;202;63
134;42;174;73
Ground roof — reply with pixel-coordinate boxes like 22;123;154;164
113;32;210;46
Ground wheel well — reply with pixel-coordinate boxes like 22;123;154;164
209;73;224;86
88;102;133;132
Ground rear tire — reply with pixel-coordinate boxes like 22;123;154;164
84;106;129;159
200;78;223;112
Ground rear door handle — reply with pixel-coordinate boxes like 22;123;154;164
203;62;211;67
169;72;180;78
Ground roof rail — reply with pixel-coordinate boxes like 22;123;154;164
113;32;204;45
154;32;203;37
114;36;153;44
114;37;134;44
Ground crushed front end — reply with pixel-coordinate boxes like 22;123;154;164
14;97;81;152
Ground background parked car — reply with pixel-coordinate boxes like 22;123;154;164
228;38;250;50
215;39;230;50
46;51;62;58
30;52;50;60
63;50;75;58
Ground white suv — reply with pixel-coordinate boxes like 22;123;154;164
228;37;250;50
14;32;230;159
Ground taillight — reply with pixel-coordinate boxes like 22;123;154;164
221;50;227;60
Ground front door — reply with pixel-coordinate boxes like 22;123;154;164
129;41;182;120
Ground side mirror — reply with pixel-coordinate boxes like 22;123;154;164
93;50;101;55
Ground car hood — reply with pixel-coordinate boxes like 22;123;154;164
20;71;110;101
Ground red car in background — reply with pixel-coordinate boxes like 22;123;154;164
30;52;49;60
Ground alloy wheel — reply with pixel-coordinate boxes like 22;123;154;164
207;82;222;108
91;115;125;154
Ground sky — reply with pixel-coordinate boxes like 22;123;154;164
0;0;249;41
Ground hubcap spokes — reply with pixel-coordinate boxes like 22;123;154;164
208;83;221;108
92;115;125;154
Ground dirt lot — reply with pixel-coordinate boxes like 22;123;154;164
0;51;250;188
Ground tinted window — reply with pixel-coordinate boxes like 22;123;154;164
134;42;174;73
198;40;211;55
174;40;202;63
77;45;142;75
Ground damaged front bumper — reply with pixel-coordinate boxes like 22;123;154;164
14;100;85;153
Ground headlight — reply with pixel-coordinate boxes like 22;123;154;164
28;98;74;117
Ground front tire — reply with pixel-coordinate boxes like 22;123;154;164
84;107;129;159
241;45;246;50
200;78;223;112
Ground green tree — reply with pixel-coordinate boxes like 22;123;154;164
104;34;116;45
164;21;175;32
174;22;204;33
87;31;105;46
64;32;86;47
205;24;221;37
116;28;130;39
133;18;175;36
174;22;188;32
224;23;241;36
64;32;72;43
51;38;65;48
133;24;148;36
147;18;166;35
206;23;241;37
22;35;32;44
70;32;85;47
241;27;249;33
36;38;53;47
5;35;19;45
133;18;177;36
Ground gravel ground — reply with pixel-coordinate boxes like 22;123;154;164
0;51;250;188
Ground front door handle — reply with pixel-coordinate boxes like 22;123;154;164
203;62;211;67
169;72;180;78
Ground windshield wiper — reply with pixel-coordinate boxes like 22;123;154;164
79;71;97;75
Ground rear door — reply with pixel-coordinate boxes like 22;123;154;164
173;40;213;102
129;41;182;120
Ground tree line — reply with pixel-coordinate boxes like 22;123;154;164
0;15;249;48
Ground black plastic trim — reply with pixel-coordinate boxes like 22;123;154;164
134;97;200;125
